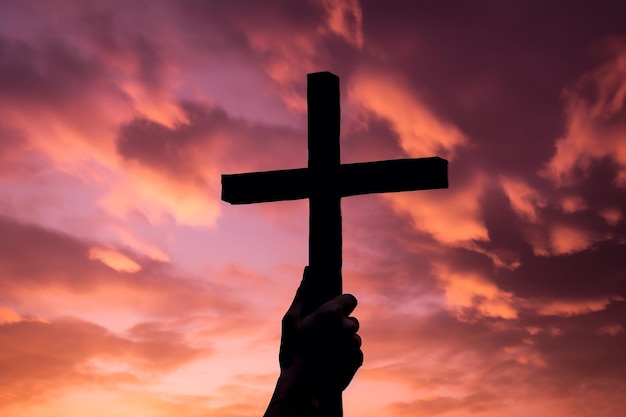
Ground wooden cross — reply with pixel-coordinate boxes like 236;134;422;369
221;72;448;416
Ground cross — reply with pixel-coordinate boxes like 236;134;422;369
221;72;448;416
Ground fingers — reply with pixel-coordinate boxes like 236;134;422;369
345;316;359;333
335;333;364;392
310;294;359;332
337;293;358;316
317;293;357;317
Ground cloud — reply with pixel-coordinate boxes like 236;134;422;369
559;195;588;213
388;390;500;417
383;172;489;246
0;306;47;325
113;100;306;227
0;28;211;228
1;2;626;416
109;225;171;262
543;38;626;187
0;316;206;406
435;264;518;321
88;246;142;273
0;6;310;230
548;224;601;255
349;71;468;160
319;0;364;48
0;215;244;319
174;0;364;113
500;177;546;222
597;324;624;336
533;296;624;317
598;207;622;225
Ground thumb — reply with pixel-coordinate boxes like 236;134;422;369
279;266;311;368
285;266;312;319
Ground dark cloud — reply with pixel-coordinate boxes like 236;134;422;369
360;300;625;415
116;100;307;178
0;215;243;317
359;0;626;175
0;35;124;111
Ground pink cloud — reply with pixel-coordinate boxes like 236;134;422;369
543;39;626;187
548;224;602;255
500;177;546;222
319;0;364;48
597;323;624;336
559;195;588;213
598;207;622;225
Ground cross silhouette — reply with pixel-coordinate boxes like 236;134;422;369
221;71;447;416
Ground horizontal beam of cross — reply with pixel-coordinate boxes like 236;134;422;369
222;156;448;204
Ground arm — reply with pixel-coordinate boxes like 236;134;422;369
264;267;363;417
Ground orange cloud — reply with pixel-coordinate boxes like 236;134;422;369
502;344;547;367
500;177;545;222
349;71;468;160
527;224;608;256
0;36;225;231
559;195;587;213
599;207;622;225
88;246;142;273
549;225;598;255
534;296;624;317
121;79;189;129
435;265;518;320
100;161;221;227
383;173;489;245
237;0;364;112
0;307;21;325
543;39;626;187
247;27;317;112
111;226;170;262
0;306;48;325
319;0;364;48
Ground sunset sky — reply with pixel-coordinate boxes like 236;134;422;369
1;1;626;416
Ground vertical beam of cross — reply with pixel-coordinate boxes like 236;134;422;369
307;72;344;417
306;72;342;318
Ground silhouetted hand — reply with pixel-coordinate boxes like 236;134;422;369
264;267;363;417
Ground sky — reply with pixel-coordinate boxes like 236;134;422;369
0;1;625;416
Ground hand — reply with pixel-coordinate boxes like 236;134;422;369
264;267;363;417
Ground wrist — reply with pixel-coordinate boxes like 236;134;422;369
264;367;319;417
